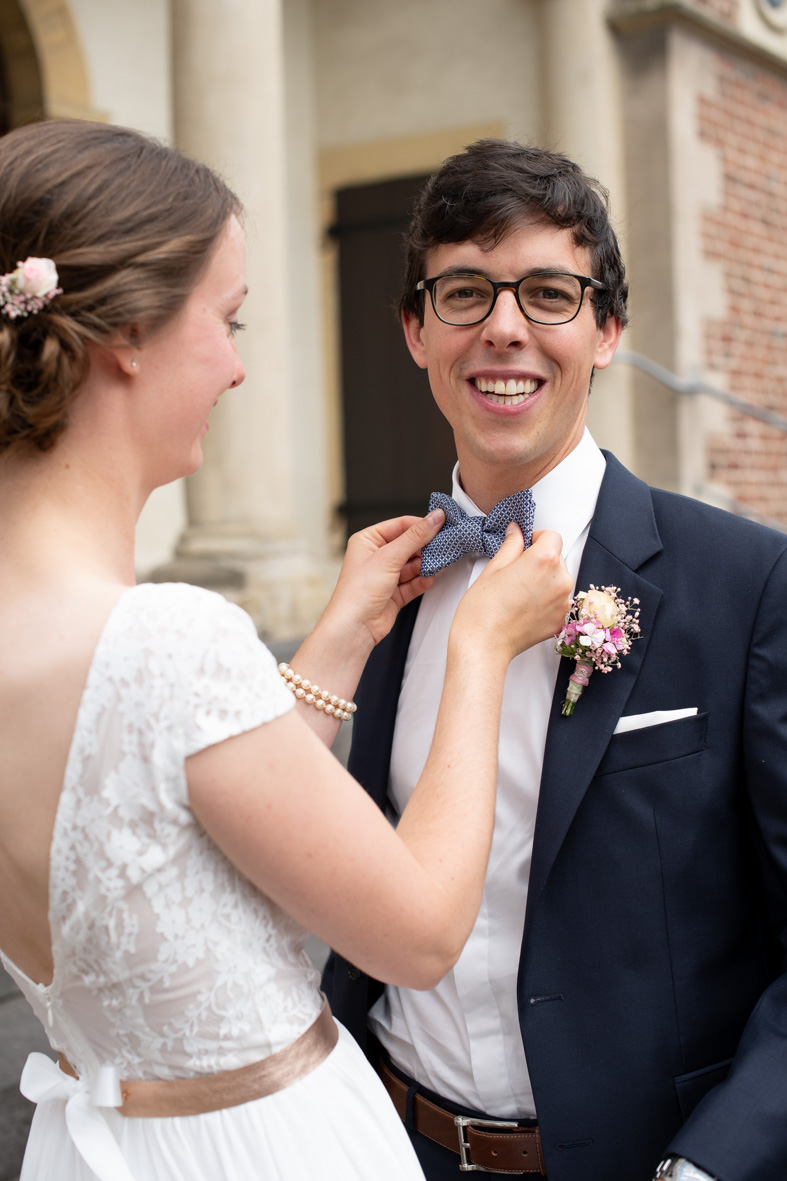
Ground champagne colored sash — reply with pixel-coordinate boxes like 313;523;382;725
58;1000;338;1118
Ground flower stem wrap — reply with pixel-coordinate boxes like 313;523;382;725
562;658;594;716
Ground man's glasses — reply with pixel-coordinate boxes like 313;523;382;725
416;271;605;327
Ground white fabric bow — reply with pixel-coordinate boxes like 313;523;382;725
20;1052;138;1181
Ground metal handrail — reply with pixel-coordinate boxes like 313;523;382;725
613;349;787;435
612;349;787;532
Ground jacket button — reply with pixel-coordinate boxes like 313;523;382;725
346;964;361;981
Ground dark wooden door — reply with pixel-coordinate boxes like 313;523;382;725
334;174;457;537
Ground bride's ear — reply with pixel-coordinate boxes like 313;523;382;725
104;325;142;377
115;350;140;377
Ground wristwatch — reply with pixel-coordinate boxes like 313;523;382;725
654;1157;717;1181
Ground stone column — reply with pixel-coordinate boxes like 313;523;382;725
539;0;635;472
169;0;334;638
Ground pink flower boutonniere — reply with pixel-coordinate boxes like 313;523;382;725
555;585;642;716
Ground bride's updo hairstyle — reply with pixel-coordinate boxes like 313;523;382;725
0;119;241;452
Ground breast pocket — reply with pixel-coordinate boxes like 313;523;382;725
595;711;708;777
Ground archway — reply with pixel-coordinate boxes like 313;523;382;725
0;0;96;132
0;0;44;128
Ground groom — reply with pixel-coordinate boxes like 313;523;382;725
323;140;787;1181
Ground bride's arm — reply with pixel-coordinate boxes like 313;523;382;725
187;528;571;990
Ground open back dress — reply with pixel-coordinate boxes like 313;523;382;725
1;583;424;1181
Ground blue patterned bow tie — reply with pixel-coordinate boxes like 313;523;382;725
420;489;536;577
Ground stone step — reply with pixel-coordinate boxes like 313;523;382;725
0;967;52;1181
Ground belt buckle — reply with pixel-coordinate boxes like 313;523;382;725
454;1114;520;1173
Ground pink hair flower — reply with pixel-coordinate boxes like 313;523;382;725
0;256;62;320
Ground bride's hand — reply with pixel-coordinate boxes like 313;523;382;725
321;510;445;650
451;527;572;664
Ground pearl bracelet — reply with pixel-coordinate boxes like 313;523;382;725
278;664;357;722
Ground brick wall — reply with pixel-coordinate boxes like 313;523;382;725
699;51;787;526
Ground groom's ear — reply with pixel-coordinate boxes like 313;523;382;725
402;310;429;370
592;314;622;371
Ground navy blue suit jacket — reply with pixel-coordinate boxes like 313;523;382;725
323;454;787;1181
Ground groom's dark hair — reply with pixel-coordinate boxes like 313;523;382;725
400;139;628;330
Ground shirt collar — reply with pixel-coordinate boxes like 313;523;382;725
451;429;606;557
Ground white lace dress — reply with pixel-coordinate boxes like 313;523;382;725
1;583;424;1181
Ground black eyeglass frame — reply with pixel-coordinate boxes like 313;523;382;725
415;271;606;326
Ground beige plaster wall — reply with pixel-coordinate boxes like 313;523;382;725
312;0;542;147
66;0;171;136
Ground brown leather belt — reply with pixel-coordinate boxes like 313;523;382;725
377;1055;546;1175
58;1000;338;1118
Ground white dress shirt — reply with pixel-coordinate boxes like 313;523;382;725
369;429;606;1118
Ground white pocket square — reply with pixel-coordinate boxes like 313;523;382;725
613;708;698;735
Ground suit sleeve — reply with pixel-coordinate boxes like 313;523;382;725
670;546;787;1181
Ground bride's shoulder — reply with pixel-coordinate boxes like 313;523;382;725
104;582;264;681
123;581;254;636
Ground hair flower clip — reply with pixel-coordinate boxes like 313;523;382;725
555;585;641;716
0;257;62;320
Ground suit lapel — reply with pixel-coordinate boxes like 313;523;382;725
524;454;664;938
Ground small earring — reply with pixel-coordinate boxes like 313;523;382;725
130;360;138;369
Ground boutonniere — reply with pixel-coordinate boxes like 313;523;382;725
555;586;641;716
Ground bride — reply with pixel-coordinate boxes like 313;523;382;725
0;119;571;1181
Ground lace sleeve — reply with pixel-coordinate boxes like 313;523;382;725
169;585;294;758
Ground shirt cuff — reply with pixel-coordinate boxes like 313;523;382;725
675;1159;716;1181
